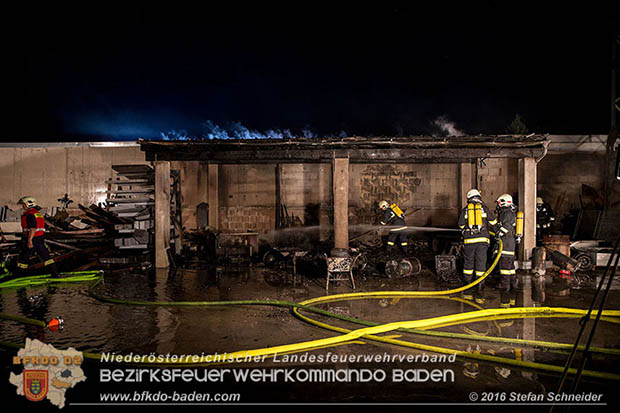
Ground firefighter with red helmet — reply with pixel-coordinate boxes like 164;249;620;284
457;189;497;304
494;194;518;307
16;196;59;277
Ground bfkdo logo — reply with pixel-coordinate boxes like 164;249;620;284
24;370;49;402
10;339;87;409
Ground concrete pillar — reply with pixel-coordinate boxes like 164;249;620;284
154;161;170;269
459;162;474;208
208;163;219;230
180;161;208;230
518;157;537;261
332;157;349;250
319;163;331;241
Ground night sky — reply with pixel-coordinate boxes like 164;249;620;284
4;6;619;141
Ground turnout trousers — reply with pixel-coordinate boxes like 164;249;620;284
462;241;489;302
498;236;518;307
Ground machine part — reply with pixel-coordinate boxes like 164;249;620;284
571;240;620;270
559;269;572;280
384;257;421;278
262;249;284;267
545;248;579;272
571;272;594;289
435;255;459;283
573;252;595;272
384;259;398;278
351;253;368;273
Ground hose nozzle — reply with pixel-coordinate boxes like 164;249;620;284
47;316;64;331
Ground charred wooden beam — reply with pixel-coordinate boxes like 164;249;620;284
143;147;547;163
140;136;550;163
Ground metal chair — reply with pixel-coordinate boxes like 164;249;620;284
324;253;360;293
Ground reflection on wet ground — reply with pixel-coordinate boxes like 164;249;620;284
1;264;620;404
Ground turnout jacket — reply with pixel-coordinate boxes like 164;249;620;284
380;208;406;228
21;207;46;237
495;206;517;238
457;199;497;244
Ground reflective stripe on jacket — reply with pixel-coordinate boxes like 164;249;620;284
21;207;46;237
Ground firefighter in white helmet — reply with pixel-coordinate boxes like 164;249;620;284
494;194;518;307
378;200;408;254
457;189;497;304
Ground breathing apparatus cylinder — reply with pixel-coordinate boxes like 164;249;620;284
474;203;483;227
467;203;475;227
390;203;404;219
516;211;524;238
467;203;482;231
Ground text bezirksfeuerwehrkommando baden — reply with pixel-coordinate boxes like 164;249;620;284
100;367;455;383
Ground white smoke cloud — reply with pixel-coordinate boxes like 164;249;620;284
433;116;465;137
159;120;347;140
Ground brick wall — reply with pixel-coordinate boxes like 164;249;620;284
219;206;274;233
349;163;459;227
477;158;519;208
208;160;542;234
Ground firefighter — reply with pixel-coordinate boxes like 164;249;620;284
17;196;59;277
494;194;518;307
378;200;408;254
536;196;555;243
457;189;497;304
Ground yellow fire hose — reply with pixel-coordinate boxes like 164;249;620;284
3;238;620;381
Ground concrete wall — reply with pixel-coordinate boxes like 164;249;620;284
0;142;607;237
174;161;208;231
0;144;147;213
537;153;605;219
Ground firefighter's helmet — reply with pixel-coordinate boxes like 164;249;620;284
466;189;481;199
497;194;513;208
17;196;37;208
536;197;543;206
378;200;389;210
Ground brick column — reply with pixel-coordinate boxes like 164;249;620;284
332;157;349;250
208;163;219;230
154;161;170;269
518;157;537;262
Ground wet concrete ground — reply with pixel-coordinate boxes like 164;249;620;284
1;261;620;409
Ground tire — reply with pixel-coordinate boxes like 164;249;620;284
574;253;594;272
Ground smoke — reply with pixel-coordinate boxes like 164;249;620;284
432;116;465;137
159;120;348;140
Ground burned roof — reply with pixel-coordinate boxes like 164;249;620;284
139;134;550;164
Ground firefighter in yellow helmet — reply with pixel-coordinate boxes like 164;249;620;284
457;189;497;304
494;194;518;307
378;200;408;254
536;196;555;243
